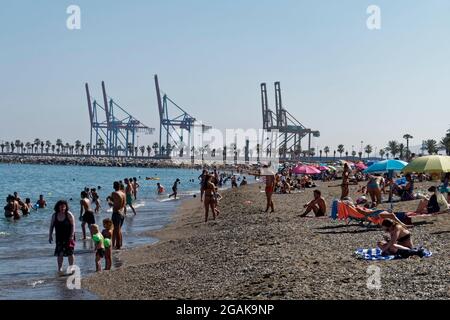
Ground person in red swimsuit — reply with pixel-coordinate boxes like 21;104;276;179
264;167;276;213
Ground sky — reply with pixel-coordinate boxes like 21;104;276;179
0;0;449;154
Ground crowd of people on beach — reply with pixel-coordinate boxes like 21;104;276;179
258;161;449;259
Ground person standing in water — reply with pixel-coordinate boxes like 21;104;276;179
102;218;113;271
132;177;140;200
36;194;47;209
80;191;95;240
124;178;137;215
49;200;75;274
199;170;208;202
169;179;181;199
264;166;276;213
110;181;126;250
341;163;351;200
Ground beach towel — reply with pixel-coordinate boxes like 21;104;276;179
355;248;432;261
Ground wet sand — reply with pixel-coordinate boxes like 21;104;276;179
84;181;450;300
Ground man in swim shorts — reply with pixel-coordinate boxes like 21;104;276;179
301;190;327;217
111;181;126;250
124;178;136;215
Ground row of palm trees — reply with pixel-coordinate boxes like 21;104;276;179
2;129;449;159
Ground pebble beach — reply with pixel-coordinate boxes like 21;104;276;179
83;181;450;300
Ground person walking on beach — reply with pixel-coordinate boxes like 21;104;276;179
124;178;137;215
204;175;217;222
80;191;95;240
169;178;181;199
264;168;276;213
49;200;75;274
341;163;351;200
110;181;126;250
199;170;208;202
301;190;327;217
90;224;105;272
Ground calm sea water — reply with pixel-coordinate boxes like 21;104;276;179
0;163;207;300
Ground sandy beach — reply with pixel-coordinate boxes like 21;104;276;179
84;181;450;300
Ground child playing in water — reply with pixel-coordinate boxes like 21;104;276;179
102;218;113;271
90;224;105;272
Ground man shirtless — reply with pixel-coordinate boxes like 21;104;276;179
124;178;137;215
301;190;327;217
110;181;126;250
264;166;275;213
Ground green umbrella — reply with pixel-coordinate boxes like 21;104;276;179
403;155;450;174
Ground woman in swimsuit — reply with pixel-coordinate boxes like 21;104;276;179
378;218;413;254
367;174;383;207
204;175;217;223
80;191;95;240
49;200;75;273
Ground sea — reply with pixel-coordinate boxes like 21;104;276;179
0;163;216;300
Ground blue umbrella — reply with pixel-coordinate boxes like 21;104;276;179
363;159;408;174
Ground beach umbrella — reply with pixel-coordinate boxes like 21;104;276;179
318;165;330;171
402;155;450;174
363;159;408;174
355;162;368;170
293;165;321;175
327;165;337;172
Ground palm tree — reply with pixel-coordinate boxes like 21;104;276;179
51;144;56;154
319;149;323;160
403;134;413;158
80;145;85;155
379;149;385;159
25;142;32;153
352;150;357;159
40;141;44;153
56;139;63;152
139;146;145;157
86;143;91;155
333;150;336;160
398;143;405;160
345;151;349;159
146;145;151;157
75;140;82;154
97;138;105;155
10;142;15;153
337;145;345;158
422;139;438;155
364;145;373;158
15;140;21;153
34;139;41;153
386;141;400;158
324;146;330;159
0;143;5;153
440;129;450;156
134;146;138;156
152;142;159;156
45;140;51;154
65;143;70;154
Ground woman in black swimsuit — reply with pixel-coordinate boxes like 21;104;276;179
49;200;75;273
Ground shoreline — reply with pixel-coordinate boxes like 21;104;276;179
83;182;450;300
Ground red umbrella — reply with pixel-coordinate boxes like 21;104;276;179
355;162;368;170
293;165;321;175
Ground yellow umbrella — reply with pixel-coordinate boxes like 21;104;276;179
402;155;450;173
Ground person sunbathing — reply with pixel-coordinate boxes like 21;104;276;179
415;186;449;214
377;219;425;258
301;190;326;217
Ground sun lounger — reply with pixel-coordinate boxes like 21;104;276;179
336;201;383;226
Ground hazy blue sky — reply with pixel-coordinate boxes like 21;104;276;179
1;0;449;153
